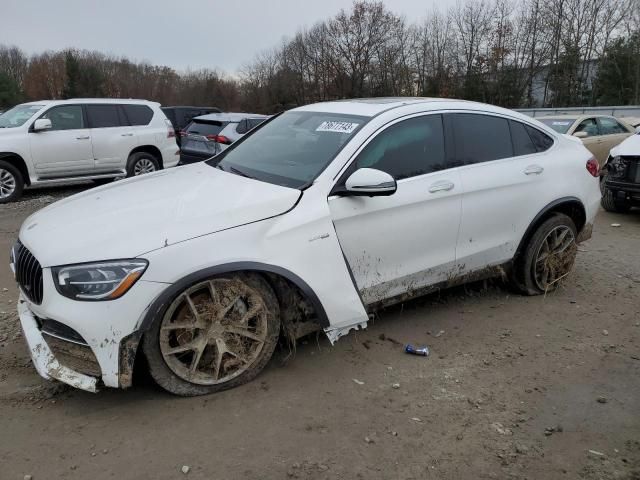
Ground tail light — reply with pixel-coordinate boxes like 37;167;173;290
586;157;599;177
165;119;175;138
205;134;232;145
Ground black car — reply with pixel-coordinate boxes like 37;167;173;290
161;106;222;145
601;132;640;213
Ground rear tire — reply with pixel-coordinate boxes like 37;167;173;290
511;214;578;295
0;160;24;204
142;273;280;396
601;182;631;213
126;152;159;177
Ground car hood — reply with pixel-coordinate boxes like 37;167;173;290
19;164;301;267
611;134;640;157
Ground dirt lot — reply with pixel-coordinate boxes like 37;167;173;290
0;185;639;480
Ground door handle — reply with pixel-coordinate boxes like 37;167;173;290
428;180;455;193
121;133;134;137
524;165;544;175
76;135;90;140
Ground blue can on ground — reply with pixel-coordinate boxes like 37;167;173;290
405;344;430;356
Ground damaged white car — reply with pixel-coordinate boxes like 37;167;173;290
12;98;601;396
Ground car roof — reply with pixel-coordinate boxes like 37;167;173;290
293;97;530;119
20;98;160;107
194;112;269;122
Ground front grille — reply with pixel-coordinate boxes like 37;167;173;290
14;241;44;304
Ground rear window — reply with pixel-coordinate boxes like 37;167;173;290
186;120;228;137
538;118;575;134
123;105;153;126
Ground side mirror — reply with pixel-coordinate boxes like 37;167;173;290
635;126;640;134
573;131;588;139
343;168;396;196
33;118;52;132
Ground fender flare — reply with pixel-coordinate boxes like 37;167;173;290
137;262;330;333
515;196;586;257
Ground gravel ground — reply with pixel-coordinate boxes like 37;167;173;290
0;184;639;480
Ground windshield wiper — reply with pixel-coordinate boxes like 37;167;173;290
228;166;254;179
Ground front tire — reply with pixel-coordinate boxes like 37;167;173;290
142;273;280;396
0;160;24;204
126;152;159;177
511;214;578;295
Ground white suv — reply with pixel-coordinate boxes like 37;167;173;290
12;98;601;396
0;99;180;203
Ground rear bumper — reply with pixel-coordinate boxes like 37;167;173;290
162;145;181;168
179;151;215;165
604;179;640;204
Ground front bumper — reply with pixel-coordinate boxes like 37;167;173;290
17;276;168;392
18;296;98;392
179;151;214;165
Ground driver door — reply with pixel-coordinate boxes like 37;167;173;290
29;104;94;177
328;114;462;306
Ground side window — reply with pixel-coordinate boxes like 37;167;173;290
574;118;599;137
451;113;512;164
236;120;249;134
248;118;266;129
41;105;84;131
524;125;554;152
355;115;446;180
122;105;153;126
510;120;537;156
86;105;123;128
599;117;627;135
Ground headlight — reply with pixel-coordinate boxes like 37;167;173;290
52;260;148;301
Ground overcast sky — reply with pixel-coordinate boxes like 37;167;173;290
2;0;451;74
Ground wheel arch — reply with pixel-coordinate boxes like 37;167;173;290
0;152;31;186
515;197;586;259
129;145;163;169
118;263;329;388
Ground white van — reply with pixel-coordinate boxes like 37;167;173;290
0;99;180;203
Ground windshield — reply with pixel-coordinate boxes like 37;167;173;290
538;118;576;134
0;104;45;128
213;111;368;189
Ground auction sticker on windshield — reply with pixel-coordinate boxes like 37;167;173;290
316;121;360;134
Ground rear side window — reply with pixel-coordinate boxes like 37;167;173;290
41;105;84;131
510;121;537;156
248;118;265;129
524;125;554;152
186;120;227;137
356;114;446;180
86;105;124;128
236;120;249;134
123;105;153;126
451;113;512;164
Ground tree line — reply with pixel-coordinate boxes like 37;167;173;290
1;0;638;113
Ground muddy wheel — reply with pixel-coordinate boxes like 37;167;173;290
601;183;631;213
511;214;578;295
142;273;280;396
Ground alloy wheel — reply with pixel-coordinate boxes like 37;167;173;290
0;168;17;199
533;225;576;291
133;158;157;175
159;278;269;385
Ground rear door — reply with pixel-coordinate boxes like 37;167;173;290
329;113;463;306
87;104;138;172
28;104;94;177
451;113;556;273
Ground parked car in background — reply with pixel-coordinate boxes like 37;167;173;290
179;112;268;164
537;115;635;166
161;106;222;145
0;99;179;203
600;131;640;213
12;98;600;396
617;117;640;130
